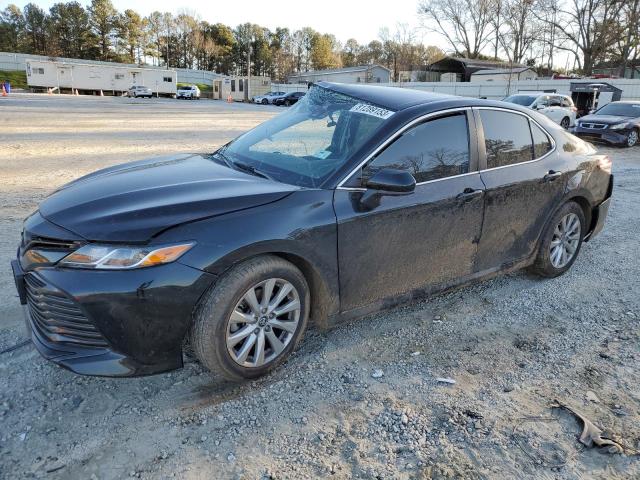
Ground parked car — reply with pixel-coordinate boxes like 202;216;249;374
252;91;286;105
571;101;640;147
12;82;612;380
503;93;577;129
274;91;306;106
127;85;153;98
177;84;201;100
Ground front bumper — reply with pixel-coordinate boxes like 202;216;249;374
571;126;631;146
12;259;216;376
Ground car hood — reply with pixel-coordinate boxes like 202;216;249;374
39;153;299;242
578;114;633;125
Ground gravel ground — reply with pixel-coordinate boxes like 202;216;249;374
0;94;638;479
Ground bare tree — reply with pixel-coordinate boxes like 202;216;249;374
497;0;538;64
536;0;623;75
611;0;639;77
418;0;494;58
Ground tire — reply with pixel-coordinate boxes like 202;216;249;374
261;98;268;105
625;128;638;147
560;117;570;129
285;100;291;107
529;201;585;278
190;255;310;381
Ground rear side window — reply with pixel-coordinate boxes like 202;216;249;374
531;123;553;158
363;113;470;183
480;110;533;168
561;97;573;108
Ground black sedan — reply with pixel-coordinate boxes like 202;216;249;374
571;101;640;147
11;82;613;380
274;91;305;106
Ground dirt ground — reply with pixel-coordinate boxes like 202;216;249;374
0;94;638;479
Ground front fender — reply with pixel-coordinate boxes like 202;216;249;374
158;190;340;322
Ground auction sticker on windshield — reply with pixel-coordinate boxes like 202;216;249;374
350;103;394;119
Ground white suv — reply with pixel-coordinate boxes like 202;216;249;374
177;85;201;100
503;93;577;129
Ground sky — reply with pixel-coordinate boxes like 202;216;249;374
8;0;434;46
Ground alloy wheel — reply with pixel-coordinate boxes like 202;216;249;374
226;278;301;368
560;117;570;129
549;213;581;268
627;130;638;147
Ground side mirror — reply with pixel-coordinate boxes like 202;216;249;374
364;168;416;193
357;168;416;211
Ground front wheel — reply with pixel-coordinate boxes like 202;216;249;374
190;255;310;381
529;201;585;278
626;129;638;147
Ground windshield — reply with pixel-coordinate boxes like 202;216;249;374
220;85;393;188
595;103;640;117
503;95;537;106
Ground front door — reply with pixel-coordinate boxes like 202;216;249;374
334;110;486;312
473;108;567;271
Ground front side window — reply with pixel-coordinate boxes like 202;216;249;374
480;110;533;168
221;85;393;188
361;113;470;183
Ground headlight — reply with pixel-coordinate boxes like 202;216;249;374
59;242;194;269
610;123;627;130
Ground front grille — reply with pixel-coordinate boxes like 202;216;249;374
580;122;607;130
25;273;108;348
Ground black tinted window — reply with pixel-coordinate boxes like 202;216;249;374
363;113;470;183
480;110;533;168
531;123;552;158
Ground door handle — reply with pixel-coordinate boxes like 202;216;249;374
543;170;563;182
456;188;483;201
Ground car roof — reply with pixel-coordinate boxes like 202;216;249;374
610;100;640;104
317;81;455;111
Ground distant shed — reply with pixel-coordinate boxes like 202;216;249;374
428;56;529;82
470;67;538;82
288;65;391;84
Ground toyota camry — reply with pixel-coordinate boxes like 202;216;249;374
12;82;613;380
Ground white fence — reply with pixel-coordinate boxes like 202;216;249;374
390;79;640;101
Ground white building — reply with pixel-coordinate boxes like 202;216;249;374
470;67;538;83
288;65;391;84
25;59;177;96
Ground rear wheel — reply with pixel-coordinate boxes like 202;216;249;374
261;98;268;105
626;129;638;147
530;201;585;278
560;117;570;129
190;255;309;381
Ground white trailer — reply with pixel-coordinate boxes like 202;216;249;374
25;59;177;96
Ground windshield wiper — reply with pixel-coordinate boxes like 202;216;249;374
231;160;274;181
212;146;275;181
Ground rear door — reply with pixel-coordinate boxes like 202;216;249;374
334;110;486;311
473;108;566;271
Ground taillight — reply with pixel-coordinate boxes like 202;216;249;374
571;106;577;112
597;156;612;174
